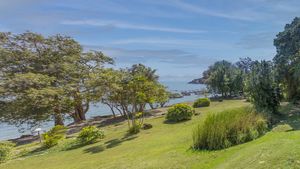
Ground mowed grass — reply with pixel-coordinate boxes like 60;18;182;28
2;100;300;169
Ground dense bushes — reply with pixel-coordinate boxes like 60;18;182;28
42;125;67;148
0;142;14;163
77;126;104;144
192;107;267;150
193;98;210;108
166;104;194;122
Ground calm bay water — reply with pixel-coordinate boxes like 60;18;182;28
0;81;205;140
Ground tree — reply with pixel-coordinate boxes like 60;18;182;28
273;17;300;101
245;60;281;114
236;57;254;74
204;60;243;97
149;85;169;109
235;57;254;95
99;64;168;132
0;32;113;128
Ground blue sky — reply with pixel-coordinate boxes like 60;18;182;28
0;0;299;81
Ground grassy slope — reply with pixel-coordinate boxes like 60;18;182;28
2;100;300;169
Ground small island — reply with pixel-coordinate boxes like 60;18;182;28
188;77;205;84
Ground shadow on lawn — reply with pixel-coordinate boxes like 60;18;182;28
163;119;190;125
273;103;300;131
83;145;105;154
64;133;138;154
21;146;48;157
105;135;138;149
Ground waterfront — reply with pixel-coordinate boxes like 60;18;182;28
0;81;205;140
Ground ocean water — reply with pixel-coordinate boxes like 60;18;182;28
0;81;205;140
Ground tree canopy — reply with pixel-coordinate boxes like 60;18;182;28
274;17;300;101
0;32;113;127
202;60;244;97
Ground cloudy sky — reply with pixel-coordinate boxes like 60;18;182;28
0;0;299;81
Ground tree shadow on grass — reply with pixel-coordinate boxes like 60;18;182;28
105;135;138;149
163;119;191;124
63;142;85;151
83;145;105;154
21;146;48;157
273;103;300;131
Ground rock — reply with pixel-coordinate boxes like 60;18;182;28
188;78;205;84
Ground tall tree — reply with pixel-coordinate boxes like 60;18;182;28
274;17;300;101
204;60;243;97
0;32;113;127
99;64;168;132
245;60;281;114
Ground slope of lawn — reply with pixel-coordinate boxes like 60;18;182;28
2;100;300;169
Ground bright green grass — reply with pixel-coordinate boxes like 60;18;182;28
2;100;300;169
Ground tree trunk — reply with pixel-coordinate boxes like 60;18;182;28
114;106;123;116
54;108;64;126
53;96;64;126
72;89;88;123
104;103;116;118
70;110;82;123
149;103;154;109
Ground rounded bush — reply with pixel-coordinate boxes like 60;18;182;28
42;125;67;148
166;104;194;122
193;98;210;108
77;126;104;144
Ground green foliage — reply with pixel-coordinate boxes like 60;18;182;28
0;142;15;163
246;60;281;114
100;64;167;132
193;107;267;150
203;60;244;97
0;32;113;127
128;123;141;134
77;126;104;144
193;98;210;108
274;17;300;101
42;125;67;148
166;104;194;122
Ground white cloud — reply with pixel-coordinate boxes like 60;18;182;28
109;38;208;46
61;19;205;33
170;0;256;21
84;45;216;66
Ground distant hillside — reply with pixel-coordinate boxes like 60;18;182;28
188;77;205;84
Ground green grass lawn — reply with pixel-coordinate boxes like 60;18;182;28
2;100;300;169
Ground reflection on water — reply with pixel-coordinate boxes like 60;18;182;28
0;82;205;140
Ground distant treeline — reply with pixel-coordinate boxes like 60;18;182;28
192;17;300;114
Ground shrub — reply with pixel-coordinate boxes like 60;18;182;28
192;107;268;150
142;123;153;130
0;142;14;163
193;98;210;108
166;104;194;122
128;124;141;134
42;125;67;148
77;126;104;144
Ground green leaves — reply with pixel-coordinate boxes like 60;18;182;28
245;60;281;114
0;31;113;127
274;17;300;101
204;60;244;97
